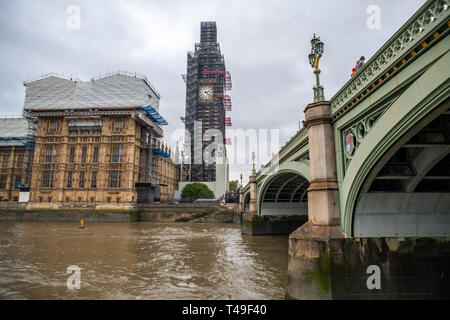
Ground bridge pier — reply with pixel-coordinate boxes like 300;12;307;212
248;174;257;213
286;221;450;299
242;172;308;235
238;189;243;212
242;173;258;235
303;100;340;226
286;100;349;298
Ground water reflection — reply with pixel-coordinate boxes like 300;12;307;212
0;222;288;300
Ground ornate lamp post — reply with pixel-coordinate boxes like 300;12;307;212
308;34;325;102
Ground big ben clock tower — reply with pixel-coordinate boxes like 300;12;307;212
181;21;232;186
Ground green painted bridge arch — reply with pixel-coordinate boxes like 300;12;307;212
241;129;310;215
241;0;450;238
337;50;450;236
256;160;310;215
332;4;450;236
242;190;250;212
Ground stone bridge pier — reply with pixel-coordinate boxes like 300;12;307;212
286;100;348;299
241;169;309;235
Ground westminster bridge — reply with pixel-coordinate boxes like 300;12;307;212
240;0;450;299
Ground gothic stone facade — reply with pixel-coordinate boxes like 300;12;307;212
155;143;180;202
23;73;178;209
0;118;34;202
29;115;148;208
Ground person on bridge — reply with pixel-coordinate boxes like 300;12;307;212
355;56;365;71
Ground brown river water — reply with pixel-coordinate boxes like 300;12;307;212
0;222;288;300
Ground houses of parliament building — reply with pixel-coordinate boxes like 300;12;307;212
0;71;179;209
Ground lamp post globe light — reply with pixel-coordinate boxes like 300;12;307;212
309;34;325;102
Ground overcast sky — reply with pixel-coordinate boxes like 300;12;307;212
0;0;426;183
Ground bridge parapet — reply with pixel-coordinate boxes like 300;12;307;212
258;127;309;178
241;127;308;195
330;0;449;119
277;127;309;163
240;128;308;204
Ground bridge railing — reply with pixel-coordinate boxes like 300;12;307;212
267;126;308;169
256;127;309;179
330;0;449;117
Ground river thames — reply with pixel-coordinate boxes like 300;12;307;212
0;222;288;299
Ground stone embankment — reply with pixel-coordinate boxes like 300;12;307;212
177;208;237;223
0;203;241;223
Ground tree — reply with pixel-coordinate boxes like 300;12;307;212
229;180;238;192
181;183;215;200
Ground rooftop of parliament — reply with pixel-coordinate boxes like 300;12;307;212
0;71;179;209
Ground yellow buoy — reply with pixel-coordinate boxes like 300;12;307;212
79;219;85;229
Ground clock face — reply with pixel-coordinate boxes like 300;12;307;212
199;85;214;100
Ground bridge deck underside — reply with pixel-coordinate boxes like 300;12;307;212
355;108;450;237
260;172;309;216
